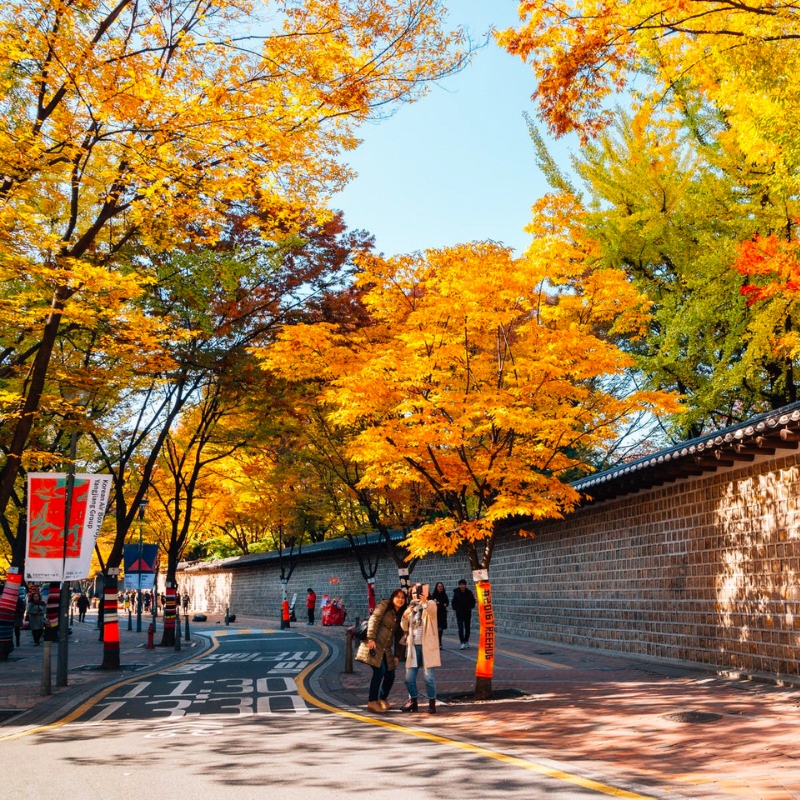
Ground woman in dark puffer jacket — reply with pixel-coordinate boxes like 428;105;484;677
355;588;407;713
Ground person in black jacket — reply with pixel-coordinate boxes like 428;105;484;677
430;582;449;648
451;579;476;650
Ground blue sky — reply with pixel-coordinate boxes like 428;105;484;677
332;1;577;258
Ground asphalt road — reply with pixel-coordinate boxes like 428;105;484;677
1;629;669;800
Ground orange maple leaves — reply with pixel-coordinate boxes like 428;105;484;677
261;238;677;568
735;231;800;305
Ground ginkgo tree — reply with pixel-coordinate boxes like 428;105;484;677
556;105;800;435
264;229;677;697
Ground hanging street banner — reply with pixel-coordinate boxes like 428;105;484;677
474;579;495;681
122;544;159;591
26;473;112;582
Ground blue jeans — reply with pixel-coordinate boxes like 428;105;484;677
369;654;395;702
405;644;436;700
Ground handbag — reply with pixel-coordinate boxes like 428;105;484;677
352;619;369;642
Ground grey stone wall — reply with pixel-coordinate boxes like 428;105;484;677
180;450;800;678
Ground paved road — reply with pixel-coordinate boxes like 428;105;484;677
1;628;670;800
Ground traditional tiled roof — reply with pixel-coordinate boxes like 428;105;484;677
182;403;800;572
182;529;407;571
573;400;800;503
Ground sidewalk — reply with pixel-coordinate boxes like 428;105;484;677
3;611;800;798
303;620;800;800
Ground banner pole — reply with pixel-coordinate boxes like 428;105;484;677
56;432;78;687
136;500;148;633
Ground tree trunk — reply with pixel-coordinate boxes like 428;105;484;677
101;575;120;669
474;675;493;701
159;581;177;647
0;571;23;661
473;577;495;700
0;288;67;520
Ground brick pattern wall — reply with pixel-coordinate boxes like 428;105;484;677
181;550;477;635
180;451;800;678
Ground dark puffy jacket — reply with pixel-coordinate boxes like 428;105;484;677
355;599;403;669
451;587;476;616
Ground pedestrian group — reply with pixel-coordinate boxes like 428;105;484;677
355;578;477;716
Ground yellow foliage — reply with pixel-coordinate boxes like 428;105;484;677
262;240;678;568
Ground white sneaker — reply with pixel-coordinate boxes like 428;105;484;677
459;643;465;650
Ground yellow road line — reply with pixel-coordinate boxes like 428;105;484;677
201;629;276;636
3;629;655;799
296;633;653;799
0;636;220;742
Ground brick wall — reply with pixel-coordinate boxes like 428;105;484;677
181;451;800;678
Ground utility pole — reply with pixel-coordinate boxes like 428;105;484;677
136;499;148;632
56;430;77;687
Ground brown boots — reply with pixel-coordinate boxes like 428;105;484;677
428;698;436;714
367;700;385;714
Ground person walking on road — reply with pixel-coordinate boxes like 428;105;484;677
13;595;25;647
355;588;407;714
182;591;190;613
401;583;441;714
26;591;47;646
452;579;476;650
431;581;449;649
306;588;317;625
76;592;90;623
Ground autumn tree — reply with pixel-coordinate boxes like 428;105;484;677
265;238;675;697
0;0;469;542
0;0;469;655
536;105;800;437
148;383;257;645
499;0;800;141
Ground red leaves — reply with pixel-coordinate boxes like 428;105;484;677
734;229;800;305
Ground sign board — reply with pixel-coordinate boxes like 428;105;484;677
123;543;159;591
329;577;339;584
475;580;495;680
26;473;112;582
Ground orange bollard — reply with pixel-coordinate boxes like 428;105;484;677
281;599;290;629
146;623;155;649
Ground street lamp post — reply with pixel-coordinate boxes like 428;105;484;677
56;429;78;687
136;500;148;632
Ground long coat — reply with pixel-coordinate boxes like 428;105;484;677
355;599;403;669
431;587;448;630
401;599;441;670
13;598;25;627
26;599;46;632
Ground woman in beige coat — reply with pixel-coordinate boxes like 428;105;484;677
400;583;441;714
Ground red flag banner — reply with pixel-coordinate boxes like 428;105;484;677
475;580;495;680
26;473;112;581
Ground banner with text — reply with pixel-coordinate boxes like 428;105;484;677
475;580;495;680
26;473;112;582
123;544;159;591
